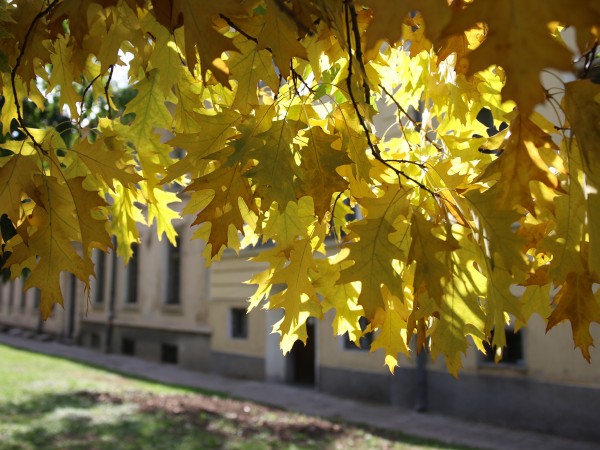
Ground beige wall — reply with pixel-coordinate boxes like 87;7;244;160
209;249;267;359
426;315;600;387
2;215;600;390
317;310;413;374
83;219;210;334
0;273;71;336
525;316;600;385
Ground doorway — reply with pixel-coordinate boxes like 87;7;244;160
288;320;316;385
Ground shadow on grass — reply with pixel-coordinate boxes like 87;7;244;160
1;390;338;450
1;342;476;450
0;389;474;450
2;397;223;450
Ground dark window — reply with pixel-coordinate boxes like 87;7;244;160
8;281;14;312
19;269;30;312
344;317;373;351
95;251;106;304
126;244;139;304
166;236;181;305
90;332;101;349
482;328;524;365
19;289;26;312
121;338;135;356
161;343;178;364
33;288;41;310
230;308;248;339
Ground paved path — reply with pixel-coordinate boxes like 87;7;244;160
1;333;598;450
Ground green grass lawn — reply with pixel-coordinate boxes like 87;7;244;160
0;344;473;450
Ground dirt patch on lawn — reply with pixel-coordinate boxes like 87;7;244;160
73;390;344;443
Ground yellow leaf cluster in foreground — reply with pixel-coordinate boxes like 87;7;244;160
0;0;599;374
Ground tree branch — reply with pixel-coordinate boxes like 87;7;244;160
220;14;260;45
10;0;60;156
78;72;104;127
378;84;444;154
343;0;434;195
104;65;114;119
348;2;370;104
271;0;313;36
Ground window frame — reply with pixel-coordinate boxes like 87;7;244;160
480;327;525;368
125;243;139;304
230;307;249;340
94;250;106;304
165;235;181;305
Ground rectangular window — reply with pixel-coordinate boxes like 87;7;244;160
121;338;135;356
230;307;248;339
94;250;106;304
166;236;181;305
8;281;14;313
19;269;30;312
90;332;101;349
482;328;524;366
19;289;26;312
161;343;178;364
126;243;139;304
33;288;41;310
343;317;373;351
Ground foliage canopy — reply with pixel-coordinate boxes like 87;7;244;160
1;0;600;374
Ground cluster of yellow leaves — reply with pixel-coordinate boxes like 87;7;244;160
1;0;599;374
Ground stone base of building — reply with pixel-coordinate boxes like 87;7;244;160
79;321;211;372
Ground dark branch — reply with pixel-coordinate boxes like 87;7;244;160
271;0;313;36
10;0;60;156
348;2;370;103
78;72;104;127
378;84;444;154
343;0;434;195
104;65;114;119
291;66;314;94
220;14;259;45
329;190;346;236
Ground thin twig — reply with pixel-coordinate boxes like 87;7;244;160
271;0;313;36
329;190;346;236
220;14;259;45
378;84;444;153
104;65;114;119
343;0;434;195
579;39;598;79
291;66;314;94
385;159;427;169
78;72;104;127
348;2;370;104
10;0;60;156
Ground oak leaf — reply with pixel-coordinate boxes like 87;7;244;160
184;162;258;258
295;126;351;220
479;114;560;213
7;176;91;318
442;0;577;114
268;239;324;353
547;270;600;362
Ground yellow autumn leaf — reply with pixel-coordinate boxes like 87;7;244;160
547;270;600;362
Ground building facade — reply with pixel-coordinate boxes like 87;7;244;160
1;221;600;444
